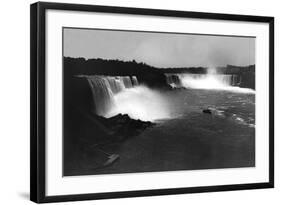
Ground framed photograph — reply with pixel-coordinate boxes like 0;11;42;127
30;2;274;203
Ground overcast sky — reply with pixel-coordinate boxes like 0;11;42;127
63;28;255;68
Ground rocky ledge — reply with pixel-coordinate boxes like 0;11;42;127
96;113;155;143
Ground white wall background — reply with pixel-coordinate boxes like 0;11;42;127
0;0;279;204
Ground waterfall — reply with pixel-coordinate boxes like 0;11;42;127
132;76;139;86
85;75;139;116
165;73;240;89
76;75;171;121
120;76;133;88
165;74;182;88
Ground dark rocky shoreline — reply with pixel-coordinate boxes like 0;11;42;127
63;76;154;175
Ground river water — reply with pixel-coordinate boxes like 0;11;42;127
87;86;255;175
69;74;256;175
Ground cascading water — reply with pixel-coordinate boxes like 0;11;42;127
79;69;253;123
165;73;239;88
87;76;115;116
109;86;171;121
165;71;252;93
183;74;235;88
86;75;137;116
131;76;139;86
83;75;171;121
165;74;182;88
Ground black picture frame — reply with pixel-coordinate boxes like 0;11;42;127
30;1;274;203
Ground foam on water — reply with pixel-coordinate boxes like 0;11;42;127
166;73;255;94
85;75;171;121
108;86;172;121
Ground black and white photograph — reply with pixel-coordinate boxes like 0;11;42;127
63;28;256;176
28;2;274;203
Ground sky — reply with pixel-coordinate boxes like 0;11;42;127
63;28;255;68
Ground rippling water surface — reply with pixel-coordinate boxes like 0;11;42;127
163;88;255;128
87;88;255;175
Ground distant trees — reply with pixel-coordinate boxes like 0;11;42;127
159;67;208;74
64;57;169;89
